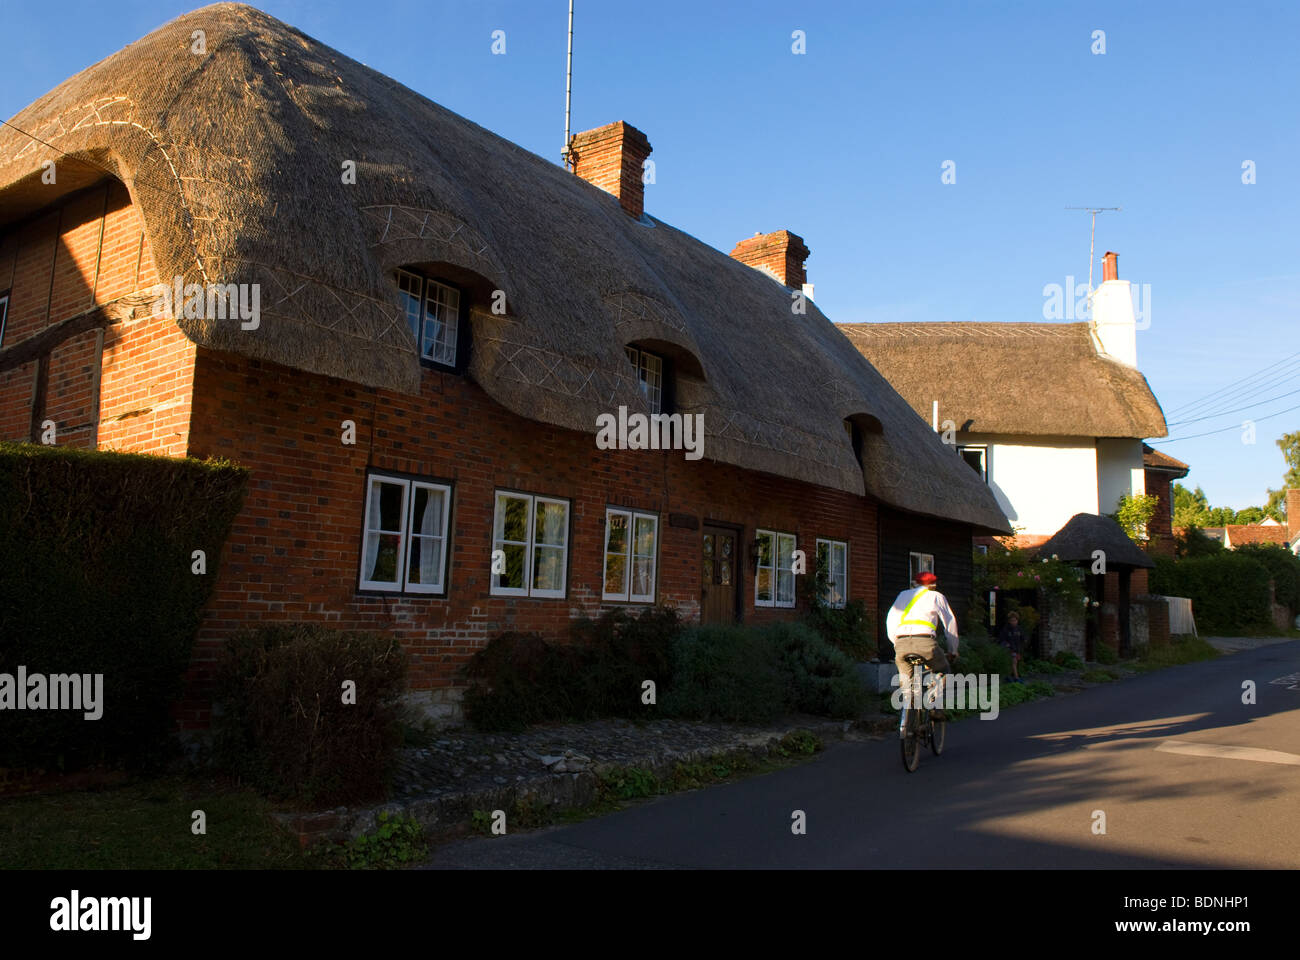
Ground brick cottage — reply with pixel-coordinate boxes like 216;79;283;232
0;4;1009;726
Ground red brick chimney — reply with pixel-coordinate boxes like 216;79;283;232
569;122;652;219
1102;251;1119;282
1288;489;1300;543
730;230;811;288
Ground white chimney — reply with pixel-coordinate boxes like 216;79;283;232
1090;251;1137;367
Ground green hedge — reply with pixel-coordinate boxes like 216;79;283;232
464;612;868;730
463;608;680;731
213;624;408;805
1233;544;1300;613
0;442;246;771
1151;553;1273;631
662;621;867;723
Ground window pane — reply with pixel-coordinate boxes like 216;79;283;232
408;535;444;587
533;545;565;592
397;272;422;342
368;479;404;533
495;494;529;544
366;533;402;584
756;567;772;603
497;543;526;590
756;532;773;569
639;352;663;413
407;485;446;588
631;558;654;598
604;512;630;596
424;282;460;365
633;515;656;558
535;500;567;547
777;568;794;605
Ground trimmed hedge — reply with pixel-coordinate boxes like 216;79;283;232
1233;544;1300;613
463;608;680;731
1151;553;1273;631
213;624;408;805
463;612;869;730
662;621;867;723
0;442;246;771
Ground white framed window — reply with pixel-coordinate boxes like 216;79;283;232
359;473;451;593
816;538;848;608
624;345;664;414
0;292;8;348
756;529;796;608
491;491;570;598
397;269;460;367
956;445;987;483
603;509;659;602
975;544;989;556
909;552;935;582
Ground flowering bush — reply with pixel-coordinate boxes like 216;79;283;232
974;545;1088;608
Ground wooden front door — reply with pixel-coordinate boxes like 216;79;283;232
701;526;740;624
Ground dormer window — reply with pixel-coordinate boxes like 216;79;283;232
397;269;461;368
624;346;663;413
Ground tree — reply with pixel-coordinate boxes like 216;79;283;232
1264;429;1300;522
1173;483;1209;528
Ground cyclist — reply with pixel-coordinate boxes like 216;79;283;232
886;570;959;719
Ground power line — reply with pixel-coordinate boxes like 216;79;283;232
1151;399;1300;444
1166;350;1300;417
1167;385;1300;426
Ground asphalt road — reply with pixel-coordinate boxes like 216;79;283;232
424;640;1300;869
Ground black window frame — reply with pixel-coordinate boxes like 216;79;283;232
395;268;471;375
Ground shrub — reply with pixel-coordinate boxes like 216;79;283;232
1022;658;1064;674
0;442;247;771
1053;651;1084;670
954;637;1011;679
1081;669;1114;683
1024;680;1055;698
339;812;426;869
1151;553;1272;631
662;624;787;723
463;608;682;731
762;621;869;719
1094;641;1119;665
213;625;407;805
1234;544;1300;613
804;598;877;661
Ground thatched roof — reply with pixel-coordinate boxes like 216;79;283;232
0;3;1009;532
838;322;1168;439
1035;513;1155;569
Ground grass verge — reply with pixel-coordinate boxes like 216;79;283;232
0;775;312;869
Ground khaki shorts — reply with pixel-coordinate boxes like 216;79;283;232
893;636;951;682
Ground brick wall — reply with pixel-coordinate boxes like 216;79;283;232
0;179;193;455
183;349;883;726
1145;468;1176;557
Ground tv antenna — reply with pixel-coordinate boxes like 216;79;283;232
1065;206;1121;295
561;0;575;170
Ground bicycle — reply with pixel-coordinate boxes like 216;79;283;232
899;653;948;772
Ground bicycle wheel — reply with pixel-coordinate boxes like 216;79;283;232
929;716;946;755
900;708;920;772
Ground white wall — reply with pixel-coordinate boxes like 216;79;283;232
1096;438;1145;514
962;435;1099;538
1090;278;1137;367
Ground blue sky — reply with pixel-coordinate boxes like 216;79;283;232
4;0;1297;509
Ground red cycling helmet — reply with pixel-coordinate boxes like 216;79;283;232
915;571;938;586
